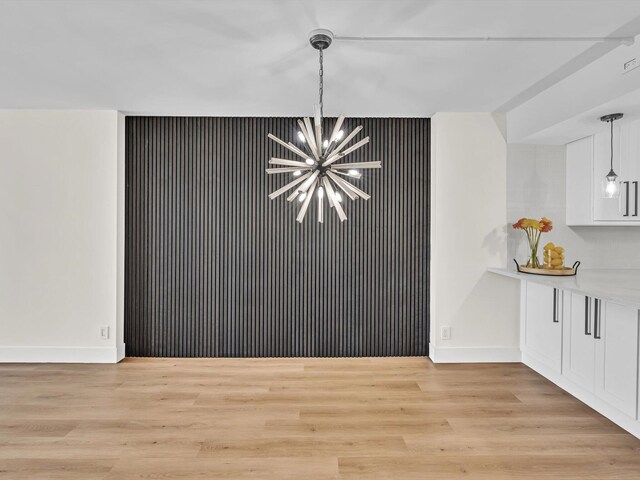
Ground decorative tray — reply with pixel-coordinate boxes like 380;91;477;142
513;259;581;277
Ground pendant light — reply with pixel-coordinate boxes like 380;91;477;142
266;29;380;223
600;113;623;199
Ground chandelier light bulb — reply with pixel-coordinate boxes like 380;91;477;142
348;169;359;176
292;170;302;177
297;131;306;143
317;186;324;198
323;139;329;149
336;130;344;140
305;158;315;166
298;192;307;202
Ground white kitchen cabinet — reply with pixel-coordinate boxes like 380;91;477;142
562;293;596;391
566;118;640;225
595;300;639;418
523;282;562;373
562;292;639;418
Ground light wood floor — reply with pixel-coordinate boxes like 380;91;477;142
1;357;640;479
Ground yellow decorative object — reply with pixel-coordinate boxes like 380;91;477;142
544;244;565;270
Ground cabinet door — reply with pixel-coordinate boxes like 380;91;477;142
566;136;594;226
524;282;562;373
562;293;596;392
595;301;639;418
619;120;640;219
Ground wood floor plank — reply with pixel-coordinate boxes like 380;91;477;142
104;457;339;479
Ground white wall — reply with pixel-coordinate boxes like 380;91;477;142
0;110;125;362
508;144;640;268
430;113;520;363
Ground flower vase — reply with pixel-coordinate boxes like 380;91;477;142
525;232;541;268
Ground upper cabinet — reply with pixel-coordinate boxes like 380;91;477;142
566;119;640;226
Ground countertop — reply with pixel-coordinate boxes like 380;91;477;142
488;267;640;310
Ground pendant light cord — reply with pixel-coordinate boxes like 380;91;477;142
610;119;614;171
319;47;324;118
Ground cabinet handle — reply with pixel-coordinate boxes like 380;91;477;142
623;181;630;217
594;299;602;340
633;181;638;217
552;288;559;323
584;296;591;335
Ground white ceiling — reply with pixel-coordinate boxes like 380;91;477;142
1;0;640;117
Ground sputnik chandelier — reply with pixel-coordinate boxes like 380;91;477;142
267;29;381;223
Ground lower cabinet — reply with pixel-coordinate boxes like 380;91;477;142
522;280;640;437
595;301;639;418
562;292;639;417
523;282;562;373
562;293;596;391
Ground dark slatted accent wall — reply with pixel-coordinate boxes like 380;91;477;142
125;117;429;357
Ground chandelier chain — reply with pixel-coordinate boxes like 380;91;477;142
319;47;324;118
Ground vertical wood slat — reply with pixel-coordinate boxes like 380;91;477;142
124;117;430;357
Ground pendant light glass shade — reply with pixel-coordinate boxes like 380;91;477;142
602;170;620;199
600;113;623;199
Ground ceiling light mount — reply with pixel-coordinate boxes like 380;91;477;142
600;113;623;123
309;29;334;50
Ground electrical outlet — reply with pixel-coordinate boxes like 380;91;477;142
623;57;639;74
440;326;451;340
100;326;110;340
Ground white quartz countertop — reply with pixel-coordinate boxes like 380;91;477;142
488;267;640;310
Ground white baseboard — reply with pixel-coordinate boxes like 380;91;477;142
116;343;126;362
0;345;126;363
429;343;522;363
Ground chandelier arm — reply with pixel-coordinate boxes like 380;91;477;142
269;158;310;167
268;171;312;200
298;170;320;194
328;115;345;144
325;172;358;200
323;177;335;208
326;171;370;200
340;136;370;157
287;190;301;202
286;142;312;159
332;161;382;170
298;118;319;160
323;177;347;222
265;167;311;174
296;179;318;223
268;133;310;160
323;126;363;165
313;106;323;157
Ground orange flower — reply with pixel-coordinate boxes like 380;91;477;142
513;217;553;232
540;217;553;233
512;218;525;229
